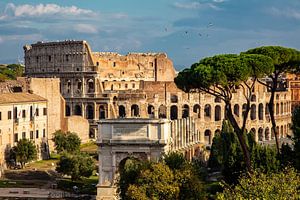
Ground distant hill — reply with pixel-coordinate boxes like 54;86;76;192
0;64;24;82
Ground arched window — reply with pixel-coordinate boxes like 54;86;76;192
251;95;256;102
258;103;263;120
86;105;94;119
258;128;264;141
280;102;283;114
214;97;221;103
215;105;221;121
74;105;82;116
170;105;178;120
119;105;126;118
148;105;155;118
276;103;279;115
204;130;212;145
234;104;239;117
250;104;256;120
158;105;167;118
170;94;178;103
250;128;256;135
265;128;270;141
99;105;106;119
204;104;211;118
193;104;201;118
131;104;139;117
87;79;94;93
182;104;189;118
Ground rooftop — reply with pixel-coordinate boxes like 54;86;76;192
0;93;47;104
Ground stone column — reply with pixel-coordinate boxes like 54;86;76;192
94;102;97;120
82;77;86;97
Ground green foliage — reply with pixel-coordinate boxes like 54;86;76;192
281;105;300;170
163;151;187;170
245;46;300;72
13;139;37;168
175;54;273;93
0;64;24;81
208;120;280;184
251;145;280;173
118;155;206;200
52;130;81;153
216;168;300;200
56;152;94;181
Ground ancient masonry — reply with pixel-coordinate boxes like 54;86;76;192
24;40;292;146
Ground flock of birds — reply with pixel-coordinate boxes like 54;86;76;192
164;22;214;50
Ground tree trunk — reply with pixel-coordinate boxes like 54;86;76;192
268;87;280;154
225;103;252;173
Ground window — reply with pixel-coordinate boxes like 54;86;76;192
113;62;116;67
125;84;128;89
36;108;39;116
43;129;46;138
8;111;11;120
30;131;33;140
36;130;39;139
0;112;1;120
96;62;99;66
43;108;47;116
14;133;18;142
132;83;135;88
66;55;69;62
22;132;26;139
49;55;51;62
22;110;26;118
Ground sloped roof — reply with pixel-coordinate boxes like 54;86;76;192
0;93;47;104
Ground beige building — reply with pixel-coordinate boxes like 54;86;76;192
23;40;292;145
0;93;49;172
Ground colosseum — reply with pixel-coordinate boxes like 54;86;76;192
23;40;292;145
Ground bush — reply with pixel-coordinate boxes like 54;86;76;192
52;130;81;153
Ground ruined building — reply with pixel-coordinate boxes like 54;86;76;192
24;40;292;145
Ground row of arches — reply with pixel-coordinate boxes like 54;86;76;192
203;124;289;145
65;104;107;120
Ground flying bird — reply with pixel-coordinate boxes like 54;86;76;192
207;22;213;28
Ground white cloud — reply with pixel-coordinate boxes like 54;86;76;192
74;24;98;34
173;1;221;10
1;3;95;18
270;7;300;20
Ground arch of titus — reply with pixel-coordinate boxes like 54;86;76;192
23;40;292;199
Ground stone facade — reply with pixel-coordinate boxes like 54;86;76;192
23;40;292;145
287;73;300;111
0;93;49;173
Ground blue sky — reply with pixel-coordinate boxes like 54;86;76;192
0;0;300;69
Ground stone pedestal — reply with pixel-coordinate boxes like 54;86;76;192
96;185;117;200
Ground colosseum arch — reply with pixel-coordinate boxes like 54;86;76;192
131;104;139;117
265;103;269;115
170;105;178;120
204;129;212;145
99;105;106;119
234;104;239;117
258;128;264;141
258;103;263;120
193;104;201;118
148;104;155;118
119;105;126;118
204;104;211;119
66;79;71;94
251;94;256;102
250;128;256;135
280;102;283;114
86;104;94;119
87;78;94;93
182;104;189;118
74;105;82;116
170;94;178;103
276;103;279;115
215;105;221;121
214;97;221;103
75;79;82;92
250;104;256;120
265;128;270;140
158;105;167;118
